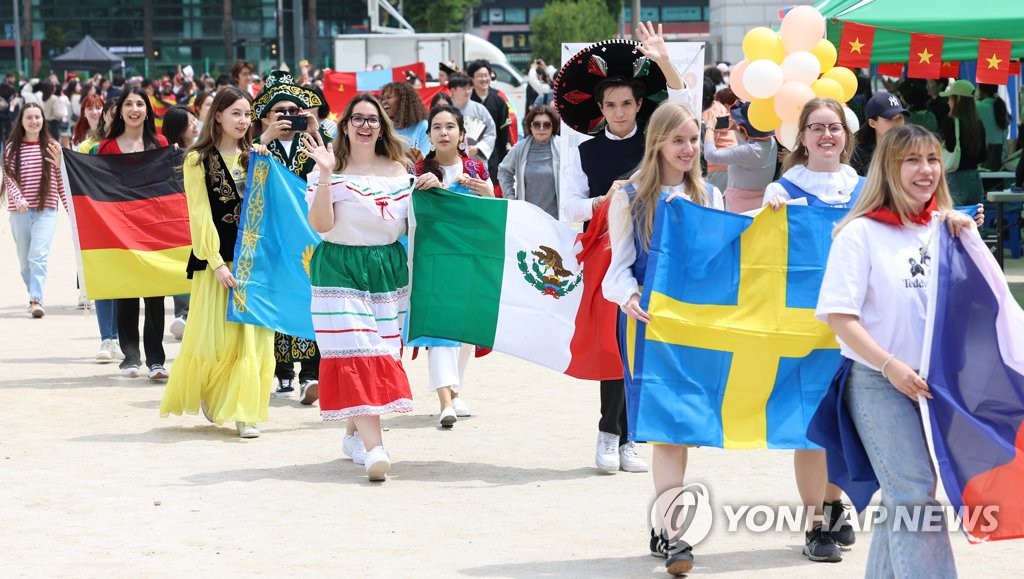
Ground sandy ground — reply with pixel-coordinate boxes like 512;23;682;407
1;210;1019;578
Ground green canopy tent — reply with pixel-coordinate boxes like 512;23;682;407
815;0;1024;62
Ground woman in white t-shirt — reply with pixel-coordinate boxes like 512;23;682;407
816;124;975;578
604;102;723;577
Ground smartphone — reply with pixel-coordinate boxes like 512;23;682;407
280;115;307;131
714;116;730;130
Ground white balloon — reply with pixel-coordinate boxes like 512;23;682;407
776;122;800;151
844;106;860;134
780;51;821;85
742;59;785;100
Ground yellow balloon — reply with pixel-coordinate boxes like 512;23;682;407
811;78;845;102
748;98;782;132
822;67;858;102
742;27;786;64
811;39;838;74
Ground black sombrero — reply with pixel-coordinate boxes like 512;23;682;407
553;38;668;135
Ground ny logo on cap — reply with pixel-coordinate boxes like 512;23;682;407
888;95;901;107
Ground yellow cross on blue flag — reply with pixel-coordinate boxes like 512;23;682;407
623;201;845;449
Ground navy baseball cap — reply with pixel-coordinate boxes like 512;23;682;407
865;92;910;120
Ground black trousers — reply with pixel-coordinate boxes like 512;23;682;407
275;350;320;382
117;297;165;369
599;378;629;446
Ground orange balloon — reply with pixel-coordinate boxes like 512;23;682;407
774;82;816;124
780;6;827;53
729;60;754;102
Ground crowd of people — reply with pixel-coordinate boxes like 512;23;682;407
2;22;1014;578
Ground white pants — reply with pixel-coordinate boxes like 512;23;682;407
427;344;474;392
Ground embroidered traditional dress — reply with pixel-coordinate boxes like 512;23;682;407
160;150;275;424
307;172;415;421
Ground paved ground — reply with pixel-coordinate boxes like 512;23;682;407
1;211;1020;577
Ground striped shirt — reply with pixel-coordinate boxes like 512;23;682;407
3;142;67;211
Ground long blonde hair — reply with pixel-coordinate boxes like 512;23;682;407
834;124;952;235
333;93;410;172
627;102;707;249
782;98;855;173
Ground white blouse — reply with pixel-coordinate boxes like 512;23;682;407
306;172;415;246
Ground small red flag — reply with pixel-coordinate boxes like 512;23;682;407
908;33;943;79
392;62;427;84
976;39;1012;85
321;70;358;118
1010;61;1022;76
876;63;905;78
940;61;960;79
838;22;875;68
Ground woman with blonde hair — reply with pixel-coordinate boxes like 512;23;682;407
603;101;723;576
816;124;974;578
303;93;416;481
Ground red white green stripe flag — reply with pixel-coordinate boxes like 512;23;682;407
407;188;620;379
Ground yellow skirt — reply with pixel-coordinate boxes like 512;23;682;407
159;265;275;424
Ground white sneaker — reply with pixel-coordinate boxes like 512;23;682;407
236;422;260;438
121;365;143;378
439;406;457;428
200;400;214;423
112;340;125;360
595;431;620;472
169;316;186;341
452;397;471;417
342;432;367;465
364;446;391;481
619;441;649;473
95;339;114;363
299;379;319;406
148;364;169;381
77;293;92;310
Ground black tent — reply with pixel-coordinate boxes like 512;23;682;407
52;35;124;71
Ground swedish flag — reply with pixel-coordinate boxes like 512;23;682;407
226;153;321;340
623;200;844;449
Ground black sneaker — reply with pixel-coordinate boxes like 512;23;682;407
803;526;842;562
665;541;694;576
273;378;295;398
650;528;669;558
824;500;856;547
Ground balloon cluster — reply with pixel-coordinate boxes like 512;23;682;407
729;6;859;149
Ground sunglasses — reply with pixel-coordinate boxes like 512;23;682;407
531;121;553;129
272;107;302;116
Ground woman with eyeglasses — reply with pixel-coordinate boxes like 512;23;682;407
497;105;561;218
303;93;416;481
763;97;862;564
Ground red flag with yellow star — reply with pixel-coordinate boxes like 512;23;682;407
940;61;960;79
908;33;943;79
321;70;357;121
876;63;905;78
838;22;874;68
976;39;1012;85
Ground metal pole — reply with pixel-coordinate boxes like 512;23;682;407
292;0;304;65
12;0;23;77
276;0;285;68
631;0;640;40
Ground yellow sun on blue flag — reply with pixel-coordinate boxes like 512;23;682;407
622;200;845;449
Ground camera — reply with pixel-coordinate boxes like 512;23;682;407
280;115;308;132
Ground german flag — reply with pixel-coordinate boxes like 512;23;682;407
63;148;192;299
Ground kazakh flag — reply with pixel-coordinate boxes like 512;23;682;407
226;153;321;340
624;201;844;449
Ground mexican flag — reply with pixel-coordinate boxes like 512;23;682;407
407;188;621;380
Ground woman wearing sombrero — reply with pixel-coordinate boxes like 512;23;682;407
556;21;689;475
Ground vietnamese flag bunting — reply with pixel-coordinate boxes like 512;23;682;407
838;22;874;68
876;63;905;78
1010;61;1022;76
976;39;1012;85
63;148;192;299
940;61;960;79
908;33;943;79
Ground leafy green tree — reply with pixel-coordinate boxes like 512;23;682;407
400;0;480;33
531;0;617;65
43;26;67;58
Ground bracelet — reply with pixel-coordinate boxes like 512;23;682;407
880;354;896;379
317;181;331;187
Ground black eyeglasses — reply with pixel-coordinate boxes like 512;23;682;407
349;115;381;128
272;107;301;116
805;122;846;136
531;121;553;129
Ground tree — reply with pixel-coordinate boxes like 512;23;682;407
401;0;479;33
531;0;617;65
43;26;67;58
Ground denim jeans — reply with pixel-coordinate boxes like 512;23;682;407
95;299;118;340
9;208;58;304
172;294;189;319
844;362;956;579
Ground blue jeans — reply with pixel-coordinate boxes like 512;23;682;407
844;362;956;579
9;208;58;304
95;299;118;340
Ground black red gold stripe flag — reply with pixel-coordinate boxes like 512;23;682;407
63;147;192;299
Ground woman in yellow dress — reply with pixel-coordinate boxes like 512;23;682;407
159;86;275;438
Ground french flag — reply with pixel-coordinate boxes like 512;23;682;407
921;227;1024;543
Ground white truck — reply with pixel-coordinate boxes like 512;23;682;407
332;33;528;119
